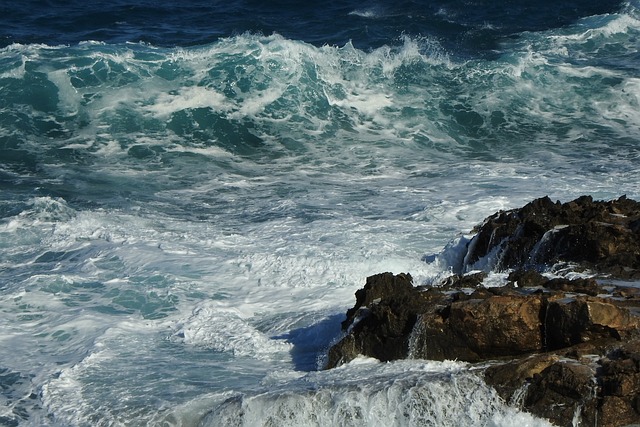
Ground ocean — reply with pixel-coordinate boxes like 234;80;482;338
1;0;639;425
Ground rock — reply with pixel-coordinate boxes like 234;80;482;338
326;272;445;369
327;271;640;426
463;195;640;279
545;296;640;350
327;272;640;367
438;271;487;288
507;269;550;288
486;341;640;427
484;353;560;403
328;270;640;367
411;293;544;362
341;272;416;331
326;196;640;426
523;360;599;426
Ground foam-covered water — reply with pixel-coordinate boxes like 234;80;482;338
1;0;640;425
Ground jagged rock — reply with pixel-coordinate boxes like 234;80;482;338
463;195;640;279
484;353;560;403
545;296;640;350
486;341;640;427
341;272;417;331
327;271;640;426
326;197;640;426
327;272;640;366
524;360;599;426
438;271;487;288
508;269;550;287
326;272;445;368
410;293;543;362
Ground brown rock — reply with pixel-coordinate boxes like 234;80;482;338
326;272;444;368
485;340;640;427
327;271;640;368
599;396;638;427
462;195;640;279
341;272;416;331
508;269;549;288
524;361;598;427
326;196;640;426
543;277;602;296
484;353;559;400
445;294;543;359
545;296;640;350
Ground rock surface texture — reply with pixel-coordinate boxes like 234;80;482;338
464;195;640;279
326;196;640;427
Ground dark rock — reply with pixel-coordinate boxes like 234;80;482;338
508;269;549;288
543;277;602;296
484;353;560;403
327;272;640;367
341;272;416;331
544;296;640;350
410;293;544;362
486;341;640;427
326;197;640;426
438;271;487;288
463;195;640;279
326;272;445;369
524;360;599;427
327;271;640;426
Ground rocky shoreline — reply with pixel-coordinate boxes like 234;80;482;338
325;196;640;427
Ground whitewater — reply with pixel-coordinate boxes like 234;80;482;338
1;0;640;425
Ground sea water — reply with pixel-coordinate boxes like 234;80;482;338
1;0;639;425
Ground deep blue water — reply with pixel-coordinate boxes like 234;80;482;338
1;0;640;425
1;0;626;54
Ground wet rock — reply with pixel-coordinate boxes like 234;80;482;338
327;271;640;426
438;271;487;289
464;195;640;279
524;360;599;426
341;272;417;331
326;271;640;367
410;293;544;362
484;353;560;403
326;272;445;368
507;269;549;288
486;341;640;427
326;196;640;426
545;296;640;350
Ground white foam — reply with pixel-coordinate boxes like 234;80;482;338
40;320;167;426
348;8;382;19
147;85;229;118
170;301;293;359
46;68;81;115
0;54;26;79
195;359;553;427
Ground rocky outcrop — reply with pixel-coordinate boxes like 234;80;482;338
326;196;640;426
327;271;640;426
463;195;640;279
327;271;640;368
485;341;640;427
